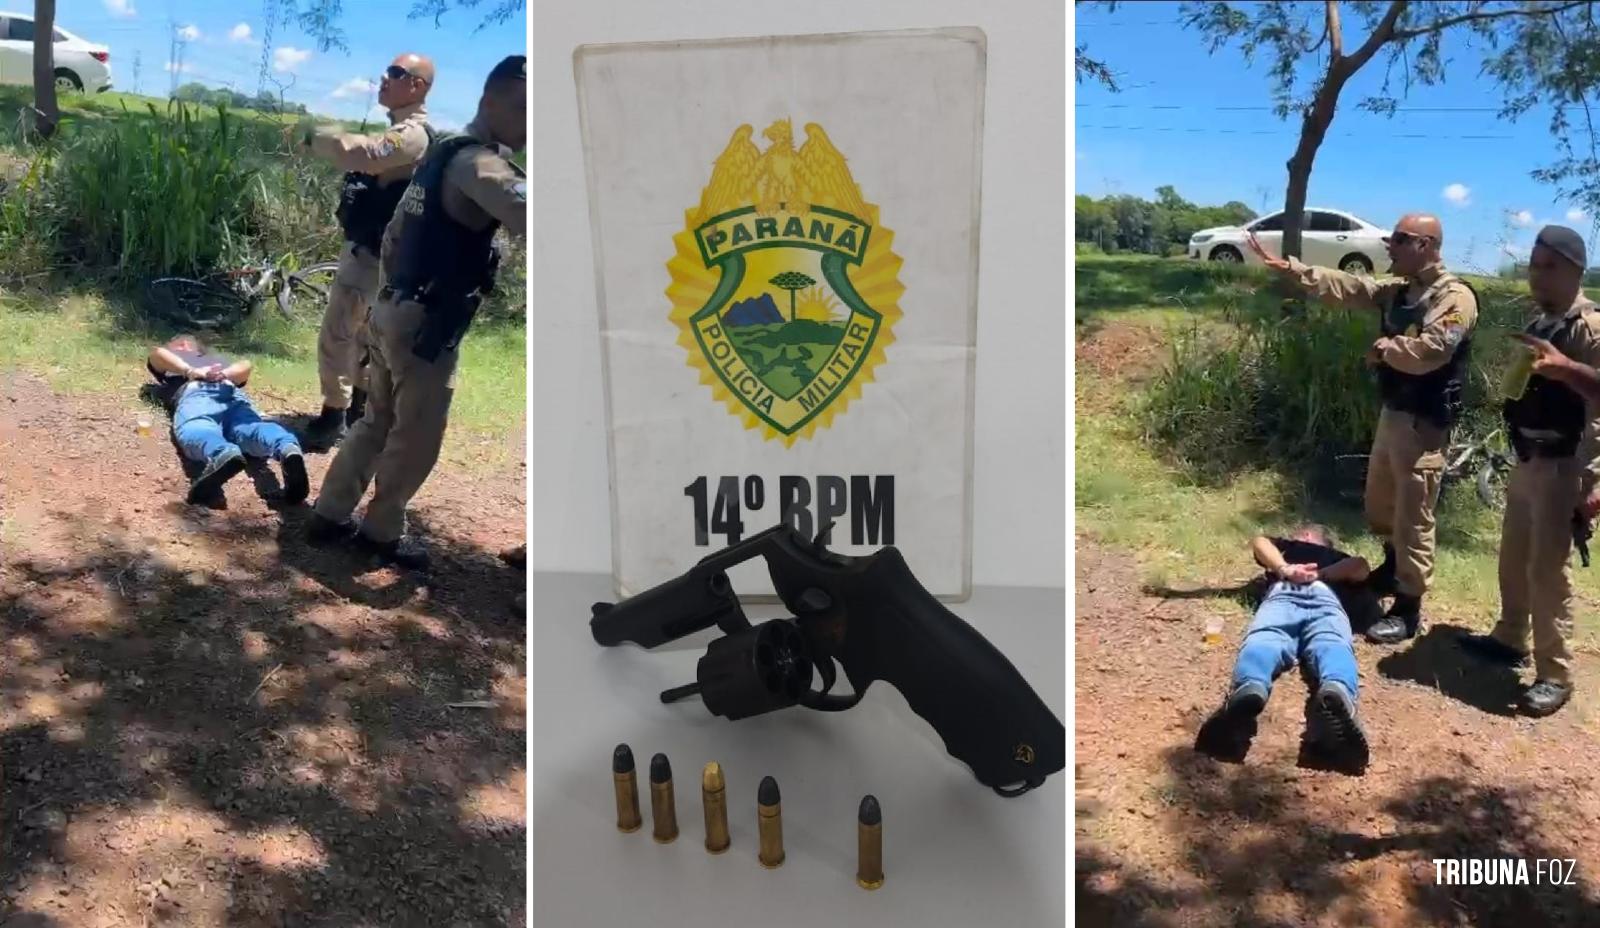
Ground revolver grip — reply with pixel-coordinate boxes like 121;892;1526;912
825;549;1065;795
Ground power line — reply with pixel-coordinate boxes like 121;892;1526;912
1078;123;1516;140
1077;102;1507;113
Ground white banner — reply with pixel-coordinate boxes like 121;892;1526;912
576;27;984;598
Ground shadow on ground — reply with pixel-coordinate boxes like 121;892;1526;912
1078;746;1600;927
1376;624;1524;718
1;511;525;924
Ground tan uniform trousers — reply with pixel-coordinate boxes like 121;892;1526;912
1365;407;1448;598
314;294;457;543
316;242;381;410
1490;455;1584;685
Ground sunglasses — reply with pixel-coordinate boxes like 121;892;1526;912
1384;230;1434;248
384;65;425;82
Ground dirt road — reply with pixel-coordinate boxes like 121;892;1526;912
1;371;526;926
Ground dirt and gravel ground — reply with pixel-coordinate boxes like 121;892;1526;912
1;370;526;927
1076;319;1600;928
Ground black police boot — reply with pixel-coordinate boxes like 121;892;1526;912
306;405;347;447
1521;680;1573;717
1368;542;1398;597
360;533;430;572
187;448;247;504
306;512;360;546
1311;680;1370;771
1458;632;1530;667
1365;594;1422;644
1195;681;1268;762
345;388;368;427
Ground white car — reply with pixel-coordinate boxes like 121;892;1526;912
1189;207;1390;276
0;11;112;93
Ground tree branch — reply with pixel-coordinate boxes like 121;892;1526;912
1391;0;1589;41
1342;0;1408;76
1327;0;1344;60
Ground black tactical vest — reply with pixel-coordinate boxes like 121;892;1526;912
386;133;504;303
335;122;437;255
1504;310;1590;459
1375;277;1476;428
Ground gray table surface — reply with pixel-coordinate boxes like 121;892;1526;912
530;571;1066;927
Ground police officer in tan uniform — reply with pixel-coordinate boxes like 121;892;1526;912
1249;213;1480;644
308;55;526;570
302;53;436;447
1460;225;1600;716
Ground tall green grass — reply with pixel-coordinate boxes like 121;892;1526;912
1141;278;1535;481
0;148;59;284
54;102;259;278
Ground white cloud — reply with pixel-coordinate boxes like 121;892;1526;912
1569;207;1588;223
163;61;193;74
104;0;136;18
1442;183;1471;207
332;78;377;100
177;24;200;42
1511;209;1534;228
274;47;311;73
229;23;254;43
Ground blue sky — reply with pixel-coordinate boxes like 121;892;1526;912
53;0;526;130
1075;2;1598;272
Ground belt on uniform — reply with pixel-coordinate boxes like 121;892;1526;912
378;285;425;304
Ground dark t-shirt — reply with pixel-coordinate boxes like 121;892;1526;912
147;346;231;410
1267;538;1351;571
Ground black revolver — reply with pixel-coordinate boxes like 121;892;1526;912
1575;511;1592;569
589;524;1065;797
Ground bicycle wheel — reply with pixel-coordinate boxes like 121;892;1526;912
144;277;252;331
280;262;340;317
1476;457;1510;510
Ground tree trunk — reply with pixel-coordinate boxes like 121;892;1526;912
31;0;58;139
1281;75;1345;259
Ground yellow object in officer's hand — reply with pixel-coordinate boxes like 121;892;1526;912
1503;345;1536;400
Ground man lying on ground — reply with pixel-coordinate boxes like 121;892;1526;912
1195;525;1371;770
147;335;309;505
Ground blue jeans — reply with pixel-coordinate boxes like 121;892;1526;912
172;382;299;465
1232;582;1359;699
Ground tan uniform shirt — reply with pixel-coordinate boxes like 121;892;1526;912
379;118;526;282
1526;297;1600;489
311;102;432;186
1286;258;1479;374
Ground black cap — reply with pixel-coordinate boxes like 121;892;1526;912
1536;224;1588;269
485;54;526;89
758;775;780;806
612;743;634;774
649;753;671;784
858;795;881;826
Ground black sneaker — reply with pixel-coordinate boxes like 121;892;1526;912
360;534;430;571
1365;595;1421;644
187;449;246;503
1458;633;1530;667
1368;542;1397;597
1312;681;1370;770
1521;680;1573;717
1195;681;1268;762
307;512;360;546
346;388;367;427
280;449;309;505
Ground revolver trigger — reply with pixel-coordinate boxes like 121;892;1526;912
815;655;837;695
